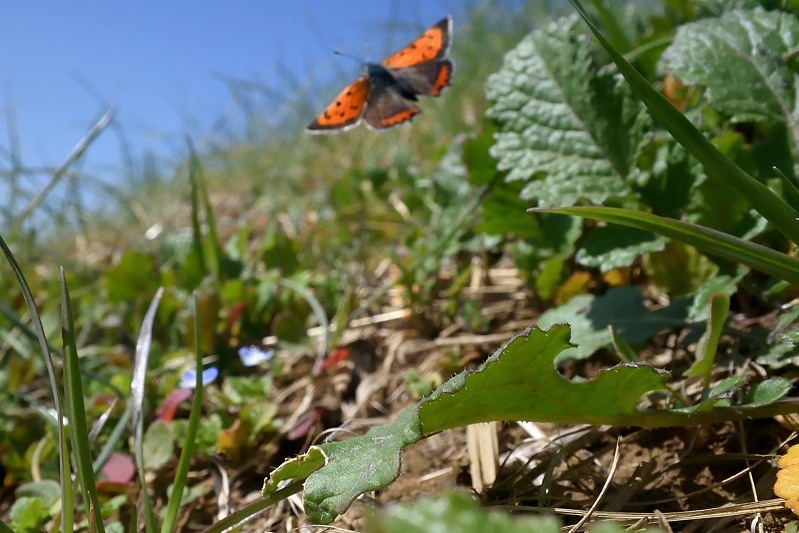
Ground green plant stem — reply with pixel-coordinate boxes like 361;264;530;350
200;481;304;533
161;291;204;533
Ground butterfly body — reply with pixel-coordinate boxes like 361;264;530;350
307;16;453;134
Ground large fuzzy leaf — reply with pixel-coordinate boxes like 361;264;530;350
661;9;799;128
486;16;649;206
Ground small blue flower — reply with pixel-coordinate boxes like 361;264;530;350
180;366;219;388
238;345;274;367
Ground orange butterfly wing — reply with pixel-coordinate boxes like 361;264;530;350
307;77;370;133
381;17;452;69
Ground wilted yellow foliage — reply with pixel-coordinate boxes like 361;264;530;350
774;444;799;515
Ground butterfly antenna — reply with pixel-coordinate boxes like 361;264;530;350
333;50;365;64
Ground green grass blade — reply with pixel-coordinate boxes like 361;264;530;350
569;0;799;244
161;291;204;533
200;481;304;533
279;278;330;366
535;206;799;284
686;293;730;386
0;519;14;533
187;144;207;276
60;267;105;533
609;325;638;363
774;166;799;211
0;233;72;532
128;510;138;533
11;109;115;233
131;288;164;533
188;140;222;278
92;401;132;473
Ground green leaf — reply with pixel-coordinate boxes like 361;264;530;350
743;377;792;405
420;325;670;432
14;480;61;507
661;9;799;127
681;376;747;414
222;376;273;407
257;324;799;525
569;0;799;243
536;206;799;284
366;492;562;533
757;321;799;368
304;407;423;524
643;241;718;296
9;497;49;533
637;139;701;218
486;16;648;206
463;127;499;187
102;250;159;304
261;448;326;497
143;420;174;472
689;268;747;321
685;292;731;385
576;225;666;272
609;325;639;363
421;325;799;431
536;286;688;361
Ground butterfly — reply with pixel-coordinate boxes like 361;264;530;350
307;16;453;134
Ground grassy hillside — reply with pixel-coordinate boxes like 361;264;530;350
4;1;799;531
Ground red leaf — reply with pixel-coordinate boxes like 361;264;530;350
157;388;192;422
100;452;135;485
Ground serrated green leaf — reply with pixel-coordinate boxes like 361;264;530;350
661;9;799;127
576;225;666;272
420;325;671;432
303;407;423;524
258;323;799;526
261;448;326;497
487;16;648;206
536;286;688;361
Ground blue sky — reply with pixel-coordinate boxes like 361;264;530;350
0;2;460;205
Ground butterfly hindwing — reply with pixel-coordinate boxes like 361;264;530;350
363;86;421;130
381;17;452;69
307;77;370;134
